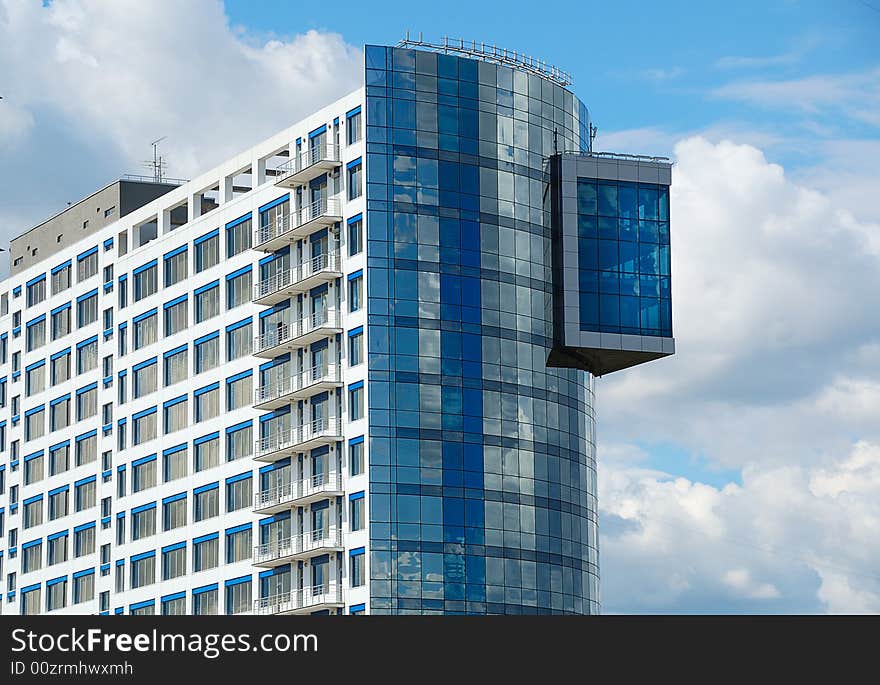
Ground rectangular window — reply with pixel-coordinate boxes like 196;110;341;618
195;435;220;472
133;362;157;398
77;293;98;327
195;232;220;272
162;545;186;580
75;434;97;465
348;274;363;312
130;555;155;589
51;306;70;340
133;410;157;445
26;278;46;307
102;355;113;377
163;497;187;531
164;347;188;386
164;249;188;287
348;217;363;256
76;340;97;373
164;298;187;336
74;526;95;557
51;397;70;431
25;364;45;396
73;573;94;604
347;109;362;144
193;588;218;615
226;423;252;462
194;487;219;522
350;439;364;476
25;407;45;441
76;387;97;420
226;581;251;615
349;384;363;421
133;312;157;350
49;444;69;476
132;459;157;493
195;385;220;423
118;277;128;309
23;498;43;528
226;216;252;257
193;537;219;572
47;579;68;611
350;496;364;531
195;335;219;374
164;398;187;434
52;264;71;294
103;307;113;330
226;269;251;309
24;453;44;486
349;329;363;366
47;534;68;565
133;263;157;301
195;284;220;323
26;319;45;351
226;321;252;361
347;161;363;200
22;542;42;573
131;507;156;540
226;527;252;563
163;447;188;482
75;479;96;511
226;373;252;411
351;551;365;587
118;325;127;356
226;477;252;513
77;251;98;281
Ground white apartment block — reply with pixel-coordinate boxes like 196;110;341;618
0;88;370;616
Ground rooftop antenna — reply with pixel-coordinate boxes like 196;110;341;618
144;136;168;183
589;123;598;153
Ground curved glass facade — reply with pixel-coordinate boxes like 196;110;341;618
365;45;599;614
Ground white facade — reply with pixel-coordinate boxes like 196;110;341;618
0;88;370;616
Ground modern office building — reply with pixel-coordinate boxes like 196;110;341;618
0;39;672;616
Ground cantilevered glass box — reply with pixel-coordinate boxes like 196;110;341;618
547;152;675;375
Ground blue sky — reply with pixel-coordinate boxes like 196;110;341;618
1;0;879;613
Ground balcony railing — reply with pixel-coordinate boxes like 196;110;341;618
253;309;342;355
254;417;343;461
254;527;344;566
254;364;342;409
254;471;344;513
252;582;344;615
274;143;341;187
254;198;341;249
252;250;341;304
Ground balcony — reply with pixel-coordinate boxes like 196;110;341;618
253;528;344;567
254;471;345;514
252;251;342;306
253;309;342;357
254;199;342;252
274;144;341;188
254;418;343;463
254;364;343;411
252;583;344;616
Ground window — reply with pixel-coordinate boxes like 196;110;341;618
226;423;252;462
131;554;155;589
52;305;71;340
348;273;363;312
348;216;363;256
77;292;98;327
117;467;126;498
164;297;187;336
133;262;157;301
102;307;113;330
163;496;187;531
226;580;251;615
52;264;71;294
226;475;252;512
193;587;218;615
21;587;41;615
118;373;127;404
49;444;69;476
195;231;220;272
132;458;157;493
75;479;96;511
347;108;362;144
27;277;46;307
164;346;188;385
131;506;156;540
102;355;113;377
25;363;45;396
118;325;127;356
195;435;220;472
226;373;252;411
103;263;114;282
24;452;44;486
195;335;219;373
133;361;157;398
118;276;128;309
163;446;187;482
105;206;115;218
349;438;364;476
347;160;363;200
25;407;45;441
350;550;365;587
76;339;97;373
75;434;97;465
133;410;157;445
162;545;186;580
226;216;252;257
349;383;364;421
77;250;98;281
133;312;157;350
51;397;70;431
195;283;220;322
226;321;252;361
226;268;251;309
76;385;97;420
115;561;124;592
73;572;94;604
49;489;69;520
226;526;251;563
194;486;219;522
164;397;187;434
193;536;219;572
164;248;188;287
23;498;43;528
349;328;363;366
48;534;68;565
350;494;364;531
195;384;219;423
22;542;42;573
47;579;68;611
74;525;95;557
102;402;112;425
26;318;45;351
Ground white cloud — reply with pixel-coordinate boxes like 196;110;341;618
597;136;880;613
